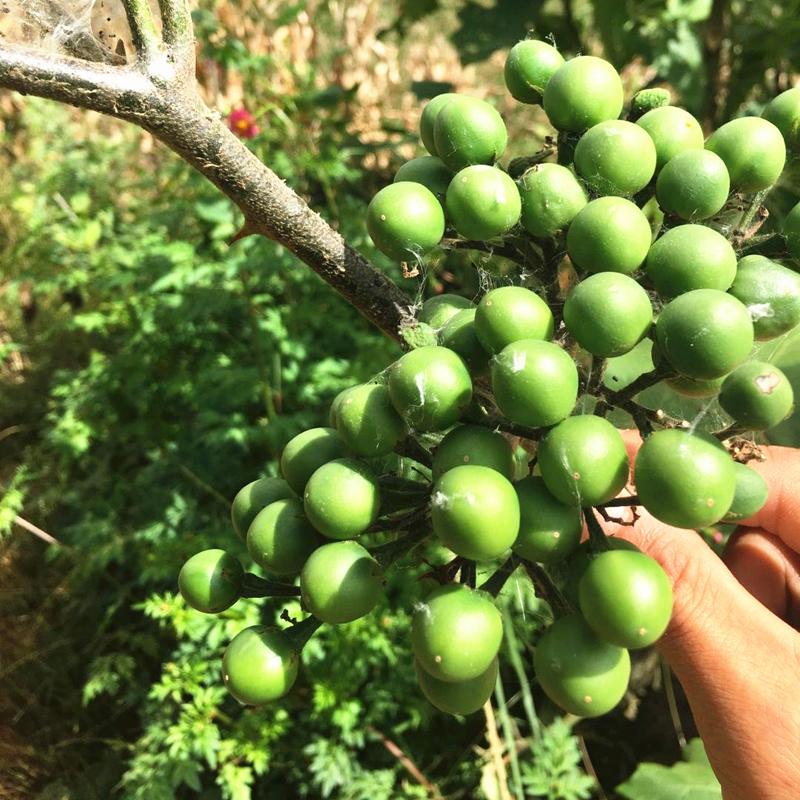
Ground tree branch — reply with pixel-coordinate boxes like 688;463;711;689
157;0;196;78
0;44;414;341
0;47;156;115
121;0;161;64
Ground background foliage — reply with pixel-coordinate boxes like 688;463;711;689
1;0;799;797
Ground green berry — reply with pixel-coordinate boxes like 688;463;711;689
418;293;475;330
416;657;498;715
420;93;459;157
446;165;521;241
231;478;295;539
785;200;800;260
655;149;730;221
303;458;381;539
723;463;769;522
246;498;323;575
432;424;515;481
518;163;588;237
491;339;578;428
567;197;653;274
718;361;795;430
334;384;406;458
431;465;520;561
504;39;565;104
634;428;736;528
543;56;624;133
705;117;786;193
475;286;554;354
280;428;350;495
636;106;704;172
366;182;445;262
513;476;583;564
762;87;800;154
538;416;629;507
438;309;491;375
655;289;754;380
563;273;652;357
300;540;383;624
574;120;657;196
728;255;800;340
433;96;508;171
388;346;473;432
179;549;243;614
645;224;737;298
394;156;453;210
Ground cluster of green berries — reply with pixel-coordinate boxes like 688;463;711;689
176;37;800;720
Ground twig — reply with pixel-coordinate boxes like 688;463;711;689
484;694;515;800
239;573;301;598
366;726;443;799
519;558;571;615
177;463;231;508
121;0;161;64
600;495;641;508
479;557;519;598
14;515;69;549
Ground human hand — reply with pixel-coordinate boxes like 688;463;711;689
601;435;800;800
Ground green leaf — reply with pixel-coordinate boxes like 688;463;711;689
616;738;721;800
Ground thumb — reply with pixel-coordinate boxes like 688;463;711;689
598;505;800;800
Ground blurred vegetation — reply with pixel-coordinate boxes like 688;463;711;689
1;0;799;798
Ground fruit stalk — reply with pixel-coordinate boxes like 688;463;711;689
239;573;302;598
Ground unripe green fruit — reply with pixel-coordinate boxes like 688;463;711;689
634;429;736;529
543;56;624;133
416;657;498;715
222;626;299;705
579;550;673;649
567;197;652;274
231;478;296;539
705;117;786;193
722;463;769;522
412;583;503;682
420;93;459;157
635;106;705;172
178;549;243;613
718;361;794;431
246;498;323;575
388;346;473;432
655;289;754;379
432;425;514;481
574;120;657;196
431;465;520;561
394;156;453;210
518;163;588;237
513;476;583;564
280;428;351;495
475;286;554;354
665;375;726;398
433;96;508;171
446;165;521;241
762;87;800;154
334;383;406;458
504;39;565;104
538;416;629;507
655;149;730;221
438;309;491;375
761;86;800;153
534;614;631;718
491;339;578;428
563;273;652;357
785;201;800;260
645;224;737;298
419;293;475;330
366;182;445;262
728;255;800;340
300;540;383;624
303;458;381;539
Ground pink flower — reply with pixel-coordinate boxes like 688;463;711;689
228;108;260;139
